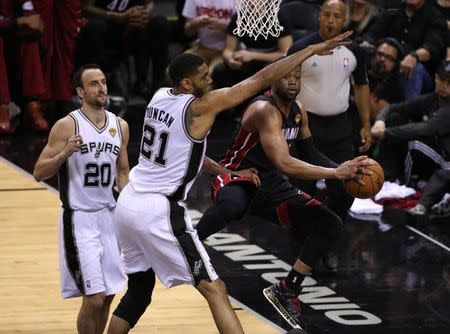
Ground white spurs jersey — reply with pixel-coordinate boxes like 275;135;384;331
129;88;207;201
58;109;122;211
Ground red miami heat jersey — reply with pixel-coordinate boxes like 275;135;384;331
221;93;303;178
218;93;304;203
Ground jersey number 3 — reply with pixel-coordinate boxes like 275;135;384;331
140;124;169;167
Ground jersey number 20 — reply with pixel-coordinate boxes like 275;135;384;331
84;163;111;187
140;124;169;166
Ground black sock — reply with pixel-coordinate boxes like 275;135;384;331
283;270;305;295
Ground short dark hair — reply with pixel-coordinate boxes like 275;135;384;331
437;59;450;82
168;54;205;86
73;64;101;89
376;37;403;60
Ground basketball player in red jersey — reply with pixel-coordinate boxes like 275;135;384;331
195;65;372;329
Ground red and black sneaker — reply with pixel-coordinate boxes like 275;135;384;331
263;281;306;329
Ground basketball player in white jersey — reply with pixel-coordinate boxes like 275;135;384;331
106;31;367;334
33;64;130;334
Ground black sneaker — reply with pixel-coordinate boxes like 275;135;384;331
263;282;304;329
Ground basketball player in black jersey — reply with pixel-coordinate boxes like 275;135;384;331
195;66;372;329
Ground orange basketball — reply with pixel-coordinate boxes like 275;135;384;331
344;159;384;199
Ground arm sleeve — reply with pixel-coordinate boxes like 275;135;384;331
226;13;238;34
385;122;435;141
294;137;338;168
384;106;450;141
375;94;435;123
349;42;368;85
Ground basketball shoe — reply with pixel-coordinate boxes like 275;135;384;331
263;281;306;329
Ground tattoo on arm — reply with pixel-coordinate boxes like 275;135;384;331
185;107;195;131
202;156;228;175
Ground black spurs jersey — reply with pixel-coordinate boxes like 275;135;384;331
220;93;303;202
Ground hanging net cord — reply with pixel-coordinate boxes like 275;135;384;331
233;0;284;41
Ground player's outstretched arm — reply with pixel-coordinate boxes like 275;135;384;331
33;117;79;182
196;31;353;117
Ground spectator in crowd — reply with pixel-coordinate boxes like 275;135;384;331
212;11;293;90
368;37;405;121
182;0;235;73
371;59;450;184
362;0;447;100
345;0;381;41
79;0;170;98
0;0;49;133
431;0;450;59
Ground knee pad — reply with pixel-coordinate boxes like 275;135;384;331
113;268;156;328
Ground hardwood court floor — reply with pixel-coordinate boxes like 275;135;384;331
0;158;281;334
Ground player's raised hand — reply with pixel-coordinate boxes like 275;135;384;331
63;134;83;159
312;30;353;56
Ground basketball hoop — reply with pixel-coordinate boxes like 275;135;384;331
233;0;284;41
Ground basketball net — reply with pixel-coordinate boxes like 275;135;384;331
233;0;284;40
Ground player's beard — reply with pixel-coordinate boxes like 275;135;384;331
275;85;298;102
372;61;388;77
86;95;107;109
192;83;206;98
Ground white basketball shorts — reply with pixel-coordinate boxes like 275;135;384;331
116;184;218;288
58;207;126;298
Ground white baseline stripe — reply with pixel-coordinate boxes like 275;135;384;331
406;224;450;252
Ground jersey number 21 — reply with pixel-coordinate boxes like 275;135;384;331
140;124;169;167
